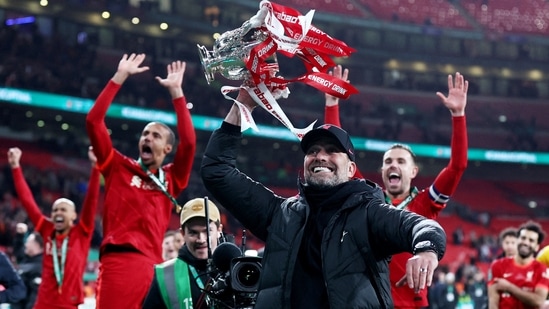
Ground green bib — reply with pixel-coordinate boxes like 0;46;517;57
155;259;193;309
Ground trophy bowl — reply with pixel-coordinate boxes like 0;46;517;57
197;21;270;84
197;44;249;84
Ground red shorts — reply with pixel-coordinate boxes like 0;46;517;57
96;251;157;309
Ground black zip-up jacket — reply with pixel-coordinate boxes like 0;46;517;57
0;251;26;304
201;123;447;309
12;253;43;309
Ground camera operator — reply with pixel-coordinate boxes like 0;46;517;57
142;198;223;309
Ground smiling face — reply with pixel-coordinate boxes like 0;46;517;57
50;198;77;234
139;122;173;170
303;139;356;189
182;217;222;260
517;229;540;259
381;147;418;199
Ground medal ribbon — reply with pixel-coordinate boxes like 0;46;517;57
386;187;419;210
138;158;181;212
52;236;68;293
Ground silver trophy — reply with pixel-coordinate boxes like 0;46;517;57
197;9;270;84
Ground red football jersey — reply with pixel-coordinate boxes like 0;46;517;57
488;257;549;309
325;105;468;308
87;80;196;262
12;166;100;308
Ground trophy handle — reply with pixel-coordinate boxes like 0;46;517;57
197;44;215;84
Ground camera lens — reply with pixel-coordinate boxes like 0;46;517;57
236;263;260;288
230;257;262;292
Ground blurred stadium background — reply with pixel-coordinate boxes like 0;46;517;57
1;0;549;307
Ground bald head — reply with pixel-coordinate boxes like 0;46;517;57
53;198;76;212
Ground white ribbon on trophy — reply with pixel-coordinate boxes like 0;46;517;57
259;0;315;54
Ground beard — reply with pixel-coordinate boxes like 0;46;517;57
517;244;534;259
305;173;346;190
386;186;405;197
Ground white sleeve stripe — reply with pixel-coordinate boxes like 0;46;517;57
429;185;450;204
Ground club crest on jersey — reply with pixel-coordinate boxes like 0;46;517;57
526;271;534;282
130;175;167;191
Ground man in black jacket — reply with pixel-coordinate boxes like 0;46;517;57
0;251;26;304
201;88;447;309
12;231;44;309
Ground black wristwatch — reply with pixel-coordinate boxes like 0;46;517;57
413;240;440;260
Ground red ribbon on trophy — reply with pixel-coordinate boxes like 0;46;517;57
198;0;358;139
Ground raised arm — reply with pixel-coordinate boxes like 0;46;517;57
13;223;28;263
155;61;196;194
7;148;48;230
201;123;284;242
79;146;101;235
223;87;258;126
322;66;363;178
436;72;468;117
86;53;150;169
324;65;348;126
202;90;283;241
430;73;469;201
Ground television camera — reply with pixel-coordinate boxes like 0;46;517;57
205;241;262;309
195;197;262;309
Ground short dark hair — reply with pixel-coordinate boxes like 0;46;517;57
499;227;518;243
148;122;176;146
387;143;417;163
518;220;546;245
164;230;177;239
159;122;176;146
